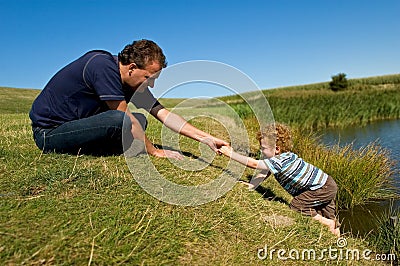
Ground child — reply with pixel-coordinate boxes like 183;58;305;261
218;123;340;236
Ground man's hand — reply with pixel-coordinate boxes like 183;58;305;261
150;148;184;160
201;137;230;154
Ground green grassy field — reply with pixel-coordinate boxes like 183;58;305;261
223;74;400;130
0;82;397;265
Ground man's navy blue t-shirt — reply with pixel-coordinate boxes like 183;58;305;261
30;50;161;128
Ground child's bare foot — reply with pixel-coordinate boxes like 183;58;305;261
328;221;340;237
332;227;340;237
313;214;340;237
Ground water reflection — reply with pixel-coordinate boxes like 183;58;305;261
321;119;400;235
322;119;400;170
339;200;396;236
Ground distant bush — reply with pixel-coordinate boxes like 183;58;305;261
329;73;348;91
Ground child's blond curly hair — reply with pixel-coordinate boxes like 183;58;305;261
256;123;293;153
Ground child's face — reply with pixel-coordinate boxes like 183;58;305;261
260;138;279;158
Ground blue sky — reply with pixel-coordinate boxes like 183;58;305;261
0;0;399;98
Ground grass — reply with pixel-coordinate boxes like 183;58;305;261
290;130;396;209
0;87;40;114
368;202;399;261
223;74;400;130
0;85;398;265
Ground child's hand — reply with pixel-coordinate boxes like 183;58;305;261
218;145;233;157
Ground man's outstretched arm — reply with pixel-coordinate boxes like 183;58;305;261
152;107;229;153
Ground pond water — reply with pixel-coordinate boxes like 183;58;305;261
321;119;400;235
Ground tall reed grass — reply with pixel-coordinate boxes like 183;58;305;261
348;74;400;86
225;74;400;130
368;204;399;261
291;129;396;209
267;87;400;129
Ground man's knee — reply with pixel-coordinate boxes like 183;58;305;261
102;110;147;129
132;113;147;130
102;110;127;126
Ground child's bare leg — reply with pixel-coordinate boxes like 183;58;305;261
313;214;340;237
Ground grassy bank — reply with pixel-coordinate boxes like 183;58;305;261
225;74;400;130
223;74;399;209
0;85;397;264
234;116;396;209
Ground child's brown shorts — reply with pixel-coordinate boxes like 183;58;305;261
289;175;338;220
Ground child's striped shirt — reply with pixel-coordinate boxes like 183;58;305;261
263;152;328;196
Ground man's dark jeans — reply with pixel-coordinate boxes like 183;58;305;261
32;110;147;156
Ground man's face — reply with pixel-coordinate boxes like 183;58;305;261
126;61;162;91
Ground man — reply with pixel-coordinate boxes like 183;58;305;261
29;39;228;157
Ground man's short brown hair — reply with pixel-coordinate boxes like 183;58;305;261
118;39;167;69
